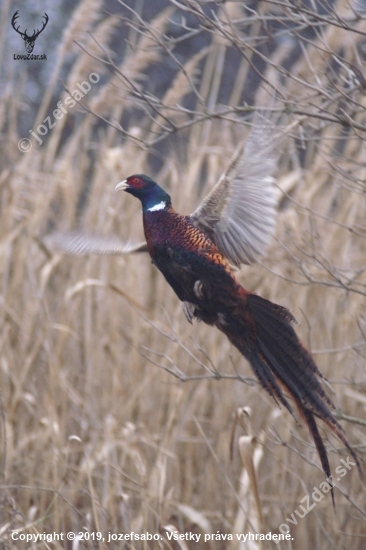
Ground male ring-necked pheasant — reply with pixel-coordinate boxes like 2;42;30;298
47;120;361;503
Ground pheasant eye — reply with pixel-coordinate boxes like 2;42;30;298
130;177;143;188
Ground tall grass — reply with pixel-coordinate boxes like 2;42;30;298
0;0;365;548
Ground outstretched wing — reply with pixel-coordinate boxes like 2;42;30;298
43;232;148;256
190;116;280;267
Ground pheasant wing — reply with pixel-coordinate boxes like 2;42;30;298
43;232;148;255
190;117;279;266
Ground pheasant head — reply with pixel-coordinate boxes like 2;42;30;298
116;174;171;213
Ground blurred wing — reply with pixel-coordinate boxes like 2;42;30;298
190;117;280;266
43;232;148;256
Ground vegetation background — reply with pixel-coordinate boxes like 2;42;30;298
0;0;366;548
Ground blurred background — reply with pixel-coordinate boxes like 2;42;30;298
0;0;366;548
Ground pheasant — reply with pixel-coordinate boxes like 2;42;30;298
47;120;361;503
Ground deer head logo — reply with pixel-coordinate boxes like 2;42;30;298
11;11;49;54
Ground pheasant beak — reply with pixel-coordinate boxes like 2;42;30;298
115;179;128;192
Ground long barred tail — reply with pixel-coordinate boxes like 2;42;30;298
218;292;362;505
